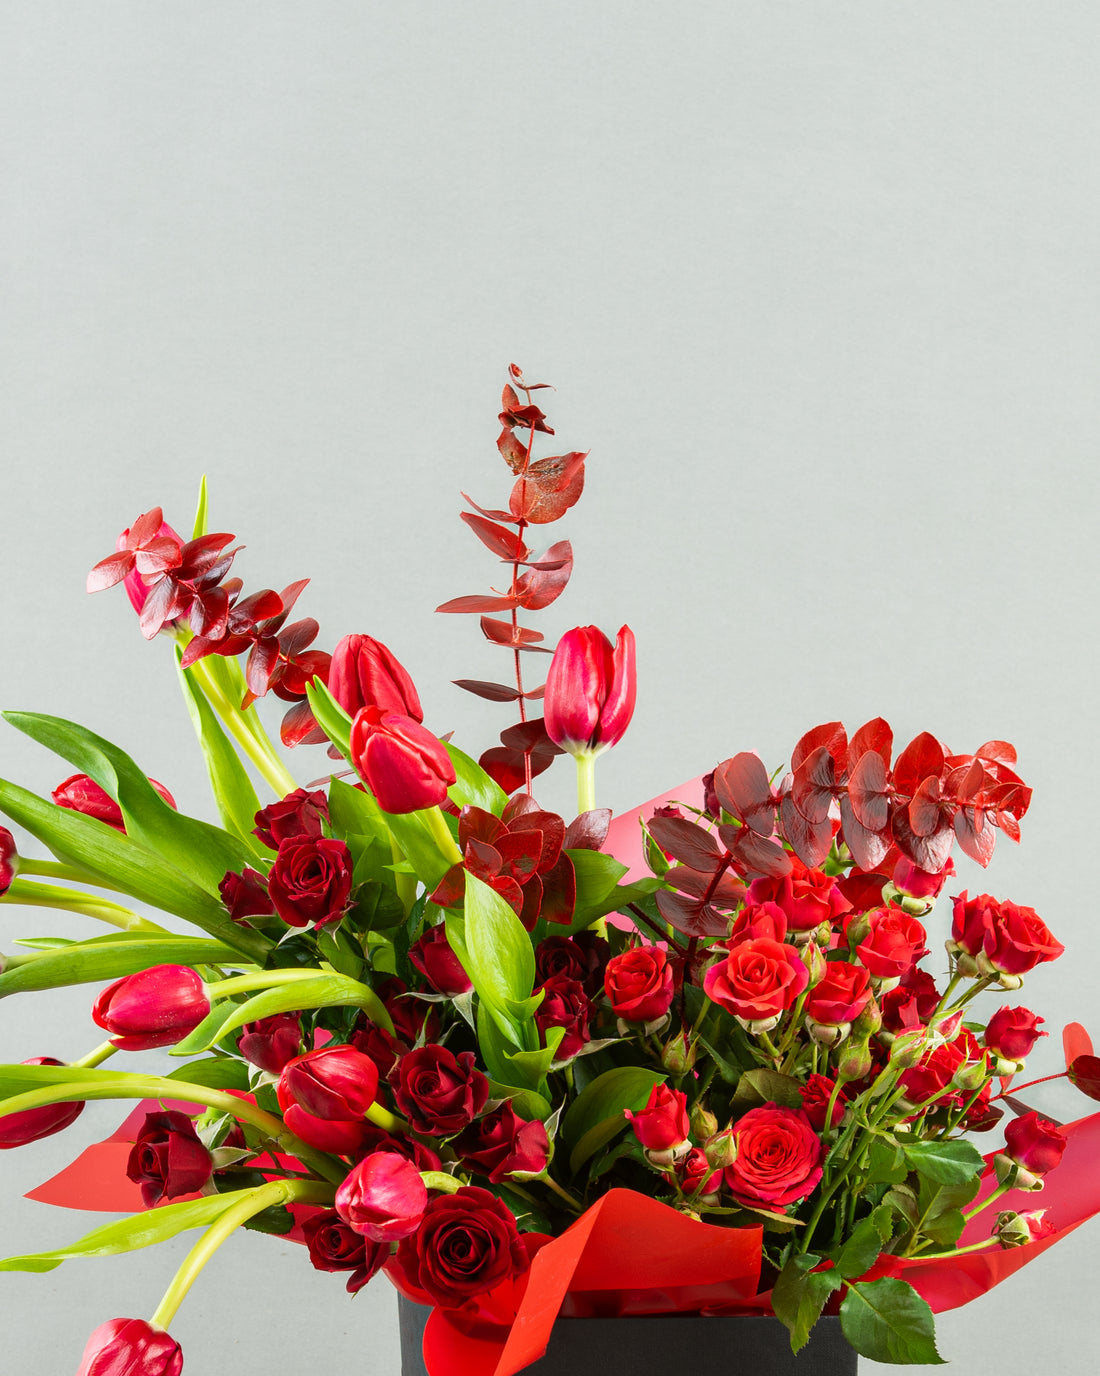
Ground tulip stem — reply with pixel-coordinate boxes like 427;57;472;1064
13;858;127;894
0;879;168;933
423;806;463;865
575;753;597;816
150;1178;335;1329
73;1041;119;1069
205;968;334;998
184;653;299;798
366;1101;409;1134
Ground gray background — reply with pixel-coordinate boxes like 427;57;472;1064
1;2;1097;1371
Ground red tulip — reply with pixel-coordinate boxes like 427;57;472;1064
277;1045;379;1122
0;1057;84;1149
334;1150;428;1241
0;825;17;895
91;965;210;1050
52;773;177;832
544;625;636;758
329;634;423;722
75;1318;182;1376
349;707;456;814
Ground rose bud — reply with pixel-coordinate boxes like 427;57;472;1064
76;1318;183;1376
625;1084;691;1165
994;1110;1068;1190
329;634;424;722
253;788;330;849
409;924;473;996
237;1013;302;1075
334;1150;428;1241
660;1031;697;1076
800;1074;848;1131
678;1147;722;1201
0;825;18;895
724;1103;824;1210
544;624;637;759
993;1209;1055;1249
350;707;456;814
218;866;275;922
52;773;177;832
393;1045;489;1136
302;1208;389;1293
277;1044;379;1121
746;855;851;934
0;1057;84;1148
892;855;953;902
126;1110;212;1208
454;1102;550;1182
534;974;592;1061
690;1101;719;1143
92;965;210;1050
393;1185;529;1308
881;967;941;1035
267;834;353;930
604;945;675;1025
702;1125;736;1170
804;963;873;1044
984;1006;1047;1069
836;1035;874;1084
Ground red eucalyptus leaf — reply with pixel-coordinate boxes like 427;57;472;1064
523;685;546;700
458;807;506;851
665;865;746;906
847;749;891;831
509;453;586;525
846;718;893;774
499;717;561;756
1063;1023;1094;1065
461;513;529;561
563;809;611;851
654;890;731;938
274;649;330;700
791;722;847;773
233;587;286;625
516;555;571;571
502;794;542;823
497;425;529;472
976;740;1018;767
478;746;555;794
520;873;544;931
791;745;837;825
712;754;776;836
985;779;1032;821
463;837;503;880
461;492;517;523
493;830;544;883
718;824;793;878
953;806;996;867
453;680;524;703
996;810;1022;843
515;541;573;610
190;585;230;640
838;794;892;872
892;732;945;798
245;636;281;697
479;616;547;648
777;794;833;869
279;699;327;748
87;551;137;593
278;618;320;657
1068;1055;1100;1102
647;816;724;870
539;852;576;926
141;578;191;639
127;506;166;545
437;593;520;614
501;404;553;434
890;803;954;874
430;864;468;909
507;811;566;871
908;776;953;838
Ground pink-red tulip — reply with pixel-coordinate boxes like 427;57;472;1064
92;965;210;1051
544;625;636;758
75;1318;182;1376
329;634;423;722
0;1057;84;1149
277;1044;379;1122
349;707;456;814
334;1150;428;1241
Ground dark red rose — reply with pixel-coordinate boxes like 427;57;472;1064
394;1186;529;1308
253;788;329;849
899;1028;988;1112
356;1127;442;1174
0;825;18;895
328;634;423;722
800;1074;848;1131
881;967;941;1034
703;937;808;1024
853;907;928;982
76;1318;182;1376
1003;1111;1067;1177
534;935;588;986
302;1209;389;1294
277;1044;379;1121
0;1057;84;1148
409;924;472;995
570;930;612;995
218;865;275;922
804;963;872;1029
393;1045;489;1136
951;891;1064;976
604;945;675;1024
747;855;851;932
91;965;210;1051
984;1007;1047;1063
724;1103;823;1208
334;1150;428;1241
625;1084;690;1151
126;1110;212;1208
267;834;353;929
454;1103;550;1183
533;974;591;1061
237;1013;302;1075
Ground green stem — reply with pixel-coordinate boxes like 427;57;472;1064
538;1171;584;1214
962;1182;1014;1221
0;879;167;933
150;1178;335;1329
910;1236;1002;1261
422;806;462;865
575;753;596;816
420;1171;462;1194
205;969;331;999
390;835;418;915
185;655;298;797
14;859;127;894
366;1101;409;1133
73;1041;119;1069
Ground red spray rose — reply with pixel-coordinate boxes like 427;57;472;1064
746;855;851;933
604;945;675;1024
950;891;1064;976
678;1147;722;1199
0;1057;84;1148
1002;1111;1067;1178
334;1151;428;1241
277;1044;380;1121
92;965;210;1051
394;1186;529;1308
853;907;928;982
253;788;329;849
543;624;636;758
727;901;788;944
350;707;456;814
800;1074;849;1131
76;1318;183;1376
881;967;941;1034
625;1084;691;1152
724;1103;823;1209
126;1110;212;1208
409;924;473;996
267;834;353;929
804;963;872;1030
393;1045;489;1136
703;937;808;1026
329;634;423;722
52;773;176;832
218;865;275;922
984;1006;1046;1063
453;1102;550;1183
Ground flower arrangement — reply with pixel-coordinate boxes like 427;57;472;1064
2;366;1099;1375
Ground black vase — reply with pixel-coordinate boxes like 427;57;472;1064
397;1295;858;1376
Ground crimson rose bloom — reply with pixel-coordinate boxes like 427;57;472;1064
395;1186;529;1308
984;1006;1046;1062
303;1209;388;1294
267;834;353;929
854;907;927;981
0;1057;84;1149
804;963;872;1028
334;1151;428;1241
703;937;808;1023
800;1074;848;1131
76;1319;182;1376
625;1084;690;1151
533;974;591;1060
394;1045;489;1136
604;945;675;1023
126;1110;212;1208
1003;1111;1067;1177
218;865;275;922
725;1103;823;1208
454;1102;550;1182
881;967;940;1034
253;787;329;849
951;891;1064;976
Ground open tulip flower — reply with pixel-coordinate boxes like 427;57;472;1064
1;367;1099;1376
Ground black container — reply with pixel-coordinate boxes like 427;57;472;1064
398;1295;858;1376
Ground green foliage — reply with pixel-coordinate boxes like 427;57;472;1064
839;1278;944;1365
560;1065;666;1175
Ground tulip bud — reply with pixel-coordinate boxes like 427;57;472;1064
349;707;456;814
329;634;424;722
0;1057;85;1148
76;1318;183;1376
277;1045;380;1121
544;625;637;759
0;825;18;895
92;965;210;1050
334;1151;428;1241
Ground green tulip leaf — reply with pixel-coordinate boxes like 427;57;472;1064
0;934;241;997
163;1057;251;1091
305;679;353;761
445;742;507;816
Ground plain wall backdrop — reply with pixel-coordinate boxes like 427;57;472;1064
1;3;1097;1372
